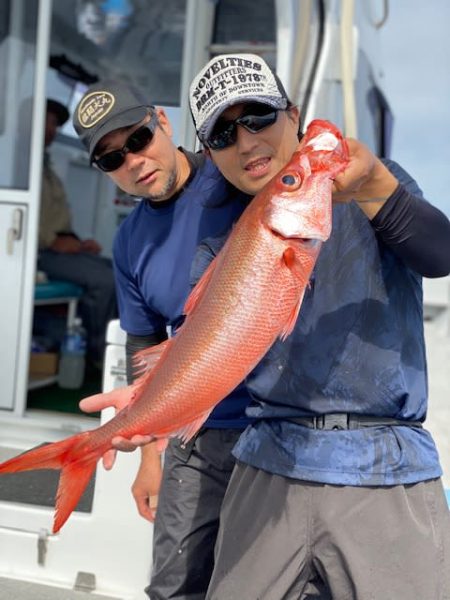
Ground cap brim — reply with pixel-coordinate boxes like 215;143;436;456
89;106;149;159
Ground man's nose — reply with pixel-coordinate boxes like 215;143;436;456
235;125;258;153
124;150;145;169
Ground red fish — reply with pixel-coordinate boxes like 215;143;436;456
0;120;349;532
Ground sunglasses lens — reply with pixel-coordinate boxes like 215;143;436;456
240;111;278;132
94;123;156;172
207;122;236;150
96;151;125;172
126;125;154;153
206;106;279;150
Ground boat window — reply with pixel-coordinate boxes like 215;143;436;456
366;85;393;159
212;0;276;67
354;49;389;156
50;0;187;106
0;0;39;190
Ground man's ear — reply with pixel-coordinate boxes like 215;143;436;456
155;107;172;137
287;105;300;128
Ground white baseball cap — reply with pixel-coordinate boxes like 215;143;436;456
189;53;289;144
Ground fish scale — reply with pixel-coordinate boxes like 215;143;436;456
0;119;349;533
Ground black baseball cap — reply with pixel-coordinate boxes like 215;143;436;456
73;80;152;160
47;99;69;126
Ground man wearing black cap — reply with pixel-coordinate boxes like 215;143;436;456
38;99;117;366
73;80;253;599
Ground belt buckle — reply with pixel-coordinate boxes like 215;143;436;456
315;413;349;430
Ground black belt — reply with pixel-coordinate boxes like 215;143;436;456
285;413;423;431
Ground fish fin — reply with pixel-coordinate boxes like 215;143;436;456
132;339;172;379
0;436;82;473
184;256;218;315
282;247;296;269
173;409;213;444
279;247;307;341
80;340;174;417
279;289;305;341
152;410;212;444
0;432;99;533
53;460;97;533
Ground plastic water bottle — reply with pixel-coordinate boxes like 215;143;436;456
58;317;86;389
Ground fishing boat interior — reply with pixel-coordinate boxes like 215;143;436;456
0;1;448;598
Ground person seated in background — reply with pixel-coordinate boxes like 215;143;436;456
38;99;117;367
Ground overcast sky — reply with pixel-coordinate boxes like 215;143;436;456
378;1;450;216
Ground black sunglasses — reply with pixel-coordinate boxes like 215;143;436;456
205;104;280;151
93;118;157;172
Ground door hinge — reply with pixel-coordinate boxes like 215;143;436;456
7;207;23;255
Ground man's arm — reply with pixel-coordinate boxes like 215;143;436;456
332;139;450;278
49;234;82;253
370;168;450;278
130;442;163;523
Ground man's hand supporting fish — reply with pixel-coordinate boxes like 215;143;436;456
0;120;349;533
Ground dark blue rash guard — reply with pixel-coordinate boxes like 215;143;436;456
191;159;450;485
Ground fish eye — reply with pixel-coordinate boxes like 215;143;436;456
280;172;301;189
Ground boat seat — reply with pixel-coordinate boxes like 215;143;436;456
34;280;83;329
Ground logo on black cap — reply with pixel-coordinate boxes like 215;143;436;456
77;91;115;129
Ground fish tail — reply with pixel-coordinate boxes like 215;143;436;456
54;459;97;533
0;436;82;473
0;432;97;533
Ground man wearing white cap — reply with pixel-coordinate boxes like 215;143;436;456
188;53;450;600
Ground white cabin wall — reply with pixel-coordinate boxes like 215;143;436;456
299;0;388;154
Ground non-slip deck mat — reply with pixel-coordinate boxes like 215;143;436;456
0;577;121;600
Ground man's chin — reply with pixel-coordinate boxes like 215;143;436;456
240;173;273;196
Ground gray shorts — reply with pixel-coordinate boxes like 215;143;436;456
146;428;241;600
207;463;450;600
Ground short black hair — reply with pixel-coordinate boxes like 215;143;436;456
46;99;69;126
286;100;303;140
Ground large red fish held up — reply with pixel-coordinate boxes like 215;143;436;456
0;120;349;532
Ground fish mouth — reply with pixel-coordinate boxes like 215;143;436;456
299;238;321;247
272;228;322;246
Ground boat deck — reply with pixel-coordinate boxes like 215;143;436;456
0;577;122;600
